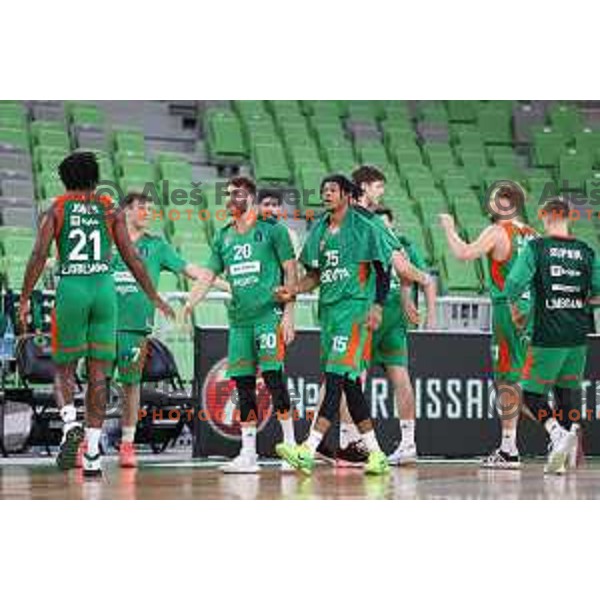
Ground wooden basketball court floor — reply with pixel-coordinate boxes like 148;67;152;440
2;456;600;499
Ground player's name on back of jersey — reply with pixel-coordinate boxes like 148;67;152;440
60;263;110;276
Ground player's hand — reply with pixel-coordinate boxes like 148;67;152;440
281;311;296;346
274;285;295;303
18;297;30;332
510;304;526;330
366;304;383;331
425;312;437;330
156;298;176;320
438;213;455;231
182;302;194;322
403;297;420;326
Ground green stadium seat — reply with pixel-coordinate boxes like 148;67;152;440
324;145;356;173
158;158;193;182
575;129;600;164
119;159;155;182
287;143;323;172
458;150;488;187
33;146;68;173
487;146;520;169
446;101;478;123
113;129;146;156
443;249;481;293
68;103;105;127
252;143;291;182
205;110;247;162
233;100;270;121
585;172;600;201
267;100;303;121
393;146;425;171
355;142;389;170
417;102;448;124
346;101;379;122
549;104;583;141
559;149;593;190
38;177;66;200
0;128;29;151
0;103;27;128
297;166;325;206
387;134;420;153
477;105;512;145
532;126;567;166
34;128;70;150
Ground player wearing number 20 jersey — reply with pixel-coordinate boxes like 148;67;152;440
51;192;118;364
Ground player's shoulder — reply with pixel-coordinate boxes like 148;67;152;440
352;204;374;220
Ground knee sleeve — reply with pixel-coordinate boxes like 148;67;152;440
554;387;580;430
343;377;370;424
233;375;257;422
318;373;344;422
262;370;291;413
524;390;550;423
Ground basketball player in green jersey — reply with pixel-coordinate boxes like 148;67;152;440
183;176;298;474
506;197;600;474
439;182;537;469
19;152;173;476
111;192;211;468
325;166;436;467
275;175;399;476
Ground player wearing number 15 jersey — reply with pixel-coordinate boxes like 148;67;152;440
19;152;172;477
184;176;298;474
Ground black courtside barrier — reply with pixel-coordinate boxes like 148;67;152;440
193;329;600;458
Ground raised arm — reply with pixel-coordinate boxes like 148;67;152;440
439;214;499;261
19;208;55;329
590;255;600;306
111;208;174;319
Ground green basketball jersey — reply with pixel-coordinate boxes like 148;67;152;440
112;233;187;332
206;217;295;325
529;236;596;346
300;206;394;308
383;234;427;328
54;194;115;277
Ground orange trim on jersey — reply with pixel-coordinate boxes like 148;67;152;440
522;347;534;381
342;323;361;367
358;263;371;287
276;323;285;362
497;337;511;374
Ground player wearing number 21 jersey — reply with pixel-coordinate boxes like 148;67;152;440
19;152;171;477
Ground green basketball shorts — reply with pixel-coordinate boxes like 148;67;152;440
51;274;117;364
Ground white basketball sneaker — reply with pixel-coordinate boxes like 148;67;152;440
82;452;103;478
545;427;577;475
388;443;417;466
221;452;260;474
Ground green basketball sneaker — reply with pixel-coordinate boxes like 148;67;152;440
276;443;315;475
365;451;390;475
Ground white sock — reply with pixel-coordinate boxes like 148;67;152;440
60;405;77;426
85;428;102;457
545;418;563;439
340;422;361;448
122;427;136;444
361;430;381;453
500;427;518;455
305;430;323;454
241;425;257;456
280;418;295;445
400;420;415;447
